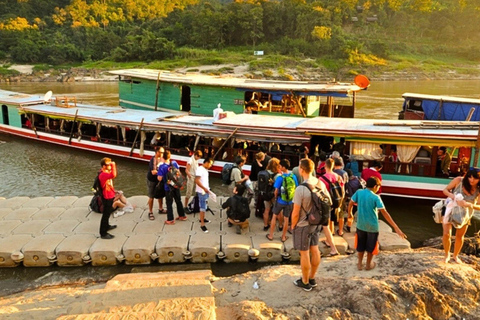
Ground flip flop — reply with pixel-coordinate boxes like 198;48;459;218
336;230;344;237
266;234;273;241
329;252;339;257
281;236;289;242
148;212;155;220
321;240;332;248
357;264;364;271
366;262;377;271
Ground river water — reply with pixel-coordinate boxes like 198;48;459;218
2;80;480;248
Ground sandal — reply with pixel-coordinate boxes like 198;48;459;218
148;212;155;220
281;236;289;242
336;230;344;237
266;234;273;241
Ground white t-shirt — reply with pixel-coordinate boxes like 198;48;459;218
187;155;198;176
195;166;209;193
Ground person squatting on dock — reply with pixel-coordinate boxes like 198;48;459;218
347;177;406;271
291;158;331;291
442;167;480;264
222;183;250;234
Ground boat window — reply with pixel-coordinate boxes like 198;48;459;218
407;99;423;111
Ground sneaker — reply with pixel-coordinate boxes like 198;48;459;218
113;210;124;218
108;225;117;231
100;233;115;239
235;225;241;234
293;279;312;292
158;209;167;214
123;205;134;213
228;221;233;227
309;278;317;287
164;220;175;225
176;216;188;221
201;225;209;233
199;219;211;224
184;207;191;214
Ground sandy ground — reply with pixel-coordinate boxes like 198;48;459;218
0;248;479;319
7;65;34;74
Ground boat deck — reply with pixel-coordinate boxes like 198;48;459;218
0;195;410;267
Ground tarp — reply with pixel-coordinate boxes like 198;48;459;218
421;100;480;121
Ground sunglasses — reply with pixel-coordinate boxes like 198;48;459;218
469;167;480;173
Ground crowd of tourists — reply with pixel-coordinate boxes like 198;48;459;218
94;144;479;292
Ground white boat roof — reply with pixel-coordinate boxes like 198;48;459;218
0;89;47;106
109;69;363;94
20;102;308;143
403;92;480;105
298;117;479;145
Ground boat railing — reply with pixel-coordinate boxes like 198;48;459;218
357;159;436;177
55;97;77;108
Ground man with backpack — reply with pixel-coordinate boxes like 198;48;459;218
184;149;203;213
158;150;187;225
344;168;365;233
146;146;164;221
222;183;251;234
320;158;345;238
266;159;298;242
229;156;250;193
291;158;331;291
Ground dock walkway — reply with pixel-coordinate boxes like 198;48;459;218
0;195;410;267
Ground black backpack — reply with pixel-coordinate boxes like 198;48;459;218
221;163;235;185
229;196;251;222
320;175;344;209
188;194;200;213
301;183;331;226
89;171;104;213
257;170;275;201
166;163;185;189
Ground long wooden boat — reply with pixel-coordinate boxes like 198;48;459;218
109;69;366;118
2;88;479;200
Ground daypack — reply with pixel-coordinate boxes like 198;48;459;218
302;183;331;226
257;170;275;201
89;171;104;213
166;162;185;189
229;196;251;222
221;163;235;185
320;175;344;209
280;172;296;202
188;194;200;213
255;194;266;218
345;177;364;199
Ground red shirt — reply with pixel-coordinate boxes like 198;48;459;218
99;171;115;199
361;168;382;194
320;172;338;192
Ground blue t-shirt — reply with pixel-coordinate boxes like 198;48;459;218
273;172;298;205
351;188;385;233
158;161;179;191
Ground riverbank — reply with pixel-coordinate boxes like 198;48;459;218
0;248;479;319
3;61;480;83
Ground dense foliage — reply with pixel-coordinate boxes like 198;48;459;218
0;0;479;66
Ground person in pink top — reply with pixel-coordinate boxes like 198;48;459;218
361;161;383;194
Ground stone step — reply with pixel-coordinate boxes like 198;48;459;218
56;270;215;320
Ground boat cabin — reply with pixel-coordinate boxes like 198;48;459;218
109;69;364;118
399;93;480;121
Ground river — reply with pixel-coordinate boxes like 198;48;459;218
1;80;480;248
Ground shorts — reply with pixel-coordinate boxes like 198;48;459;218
264;199;274;210
197;192;209;211
355;228;379;254
147;179;157;198
272;202;293;218
336;207;347;221
293;225;320;251
186;176;196;198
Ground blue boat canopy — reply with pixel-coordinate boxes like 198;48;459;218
402;93;480;121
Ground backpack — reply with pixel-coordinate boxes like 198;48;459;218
166;162;185;189
320;175;344;209
229;196;251;222
280;173;296;202
221;163;235;185
302;183;331;226
254;194;266;218
89;171;104;213
257;170;275;201
345;177;364;199
188;194;200;213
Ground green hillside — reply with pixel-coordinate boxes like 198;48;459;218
1;0;479;78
